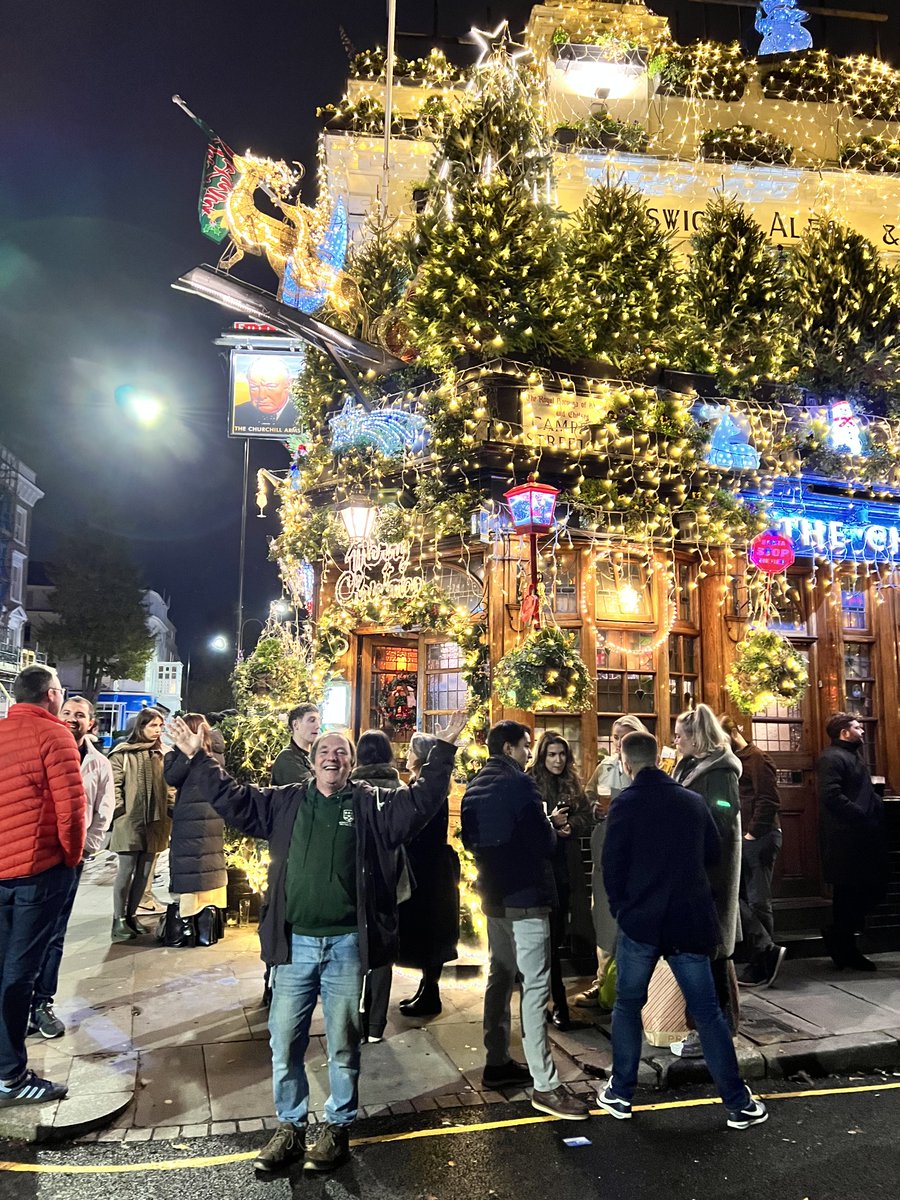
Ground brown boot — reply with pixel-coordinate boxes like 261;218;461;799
531;1086;590;1121
303;1122;350;1171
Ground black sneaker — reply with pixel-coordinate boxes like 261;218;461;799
0;1070;68;1108
253;1122;306;1171
596;1084;632;1120
32;1003;66;1039
303;1123;350;1172
481;1060;533;1090
726;1094;769;1130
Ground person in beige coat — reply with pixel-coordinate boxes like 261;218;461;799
107;708;171;942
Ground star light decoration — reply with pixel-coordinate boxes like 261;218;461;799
468;20;532;70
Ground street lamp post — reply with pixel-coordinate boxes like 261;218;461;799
503;477;560;632
183;634;231;711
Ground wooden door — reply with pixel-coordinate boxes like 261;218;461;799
356;635;420;749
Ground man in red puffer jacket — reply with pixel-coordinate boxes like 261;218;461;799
0;665;85;1108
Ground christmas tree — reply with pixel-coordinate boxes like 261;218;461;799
563;181;686;374
405;34;569;367
787;217;900;408
756;1;813;56
688;194;792;394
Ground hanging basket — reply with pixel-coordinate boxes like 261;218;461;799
494;627;592;714
725;628;809;715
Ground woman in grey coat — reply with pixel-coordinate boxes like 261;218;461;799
574;714;649;1009
673;704;743;1051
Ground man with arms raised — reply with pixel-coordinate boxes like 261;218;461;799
0;666;85;1107
167;709;466;1175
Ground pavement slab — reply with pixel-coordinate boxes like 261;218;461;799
133;1045;211;1127
202;1041;274;1122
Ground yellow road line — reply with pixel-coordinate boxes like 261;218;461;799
2;1080;899;1175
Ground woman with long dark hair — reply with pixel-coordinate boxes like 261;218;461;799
163;713;228;947
395;732;460;1021
529;731;591;1030
107;708;171;942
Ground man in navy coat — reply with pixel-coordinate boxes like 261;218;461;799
597;731;768;1131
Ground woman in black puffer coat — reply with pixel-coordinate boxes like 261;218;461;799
163;713;227;947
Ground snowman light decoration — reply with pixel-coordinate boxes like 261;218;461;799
756;0;813;55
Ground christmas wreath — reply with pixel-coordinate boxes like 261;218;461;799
494;627;592;713
725;628;809;714
379;673;418;731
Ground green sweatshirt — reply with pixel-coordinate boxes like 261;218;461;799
285;783;358;937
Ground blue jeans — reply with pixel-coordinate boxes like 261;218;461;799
0;862;76;1080
268;932;363;1127
33;863;83;1009
611;932;748;1112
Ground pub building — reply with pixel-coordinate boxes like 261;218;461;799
240;1;900;952
306;361;900;954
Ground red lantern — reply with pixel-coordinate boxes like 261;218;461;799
503;478;560;534
749;530;795;576
504;477;560;632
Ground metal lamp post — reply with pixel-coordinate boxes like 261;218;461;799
503;477;560;631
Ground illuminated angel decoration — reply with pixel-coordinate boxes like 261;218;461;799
329;399;428;457
223;153;347;312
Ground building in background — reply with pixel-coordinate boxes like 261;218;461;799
0;444;46;715
26;573;184;728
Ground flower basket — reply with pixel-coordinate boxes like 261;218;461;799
725;628;809;715
494;627;592;714
700;125;793;166
840;136;900;174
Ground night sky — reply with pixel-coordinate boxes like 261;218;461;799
1;2;895;691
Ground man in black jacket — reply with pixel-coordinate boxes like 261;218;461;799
597;732;767;1131
167;710;465;1175
461;720;589;1122
817;712;888;971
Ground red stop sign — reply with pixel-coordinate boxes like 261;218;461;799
749;530;795;575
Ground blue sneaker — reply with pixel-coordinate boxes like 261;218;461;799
0;1070;67;1108
596;1085;632;1120
727;1094;768;1130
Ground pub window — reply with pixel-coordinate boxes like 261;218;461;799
669;632;700;732
595;559;653;621
543;554;578;616
596;630;657;745
843;640;878;765
533;715;584;775
767;580;807;635
435;565;485;615
840;586;867;632
423;641;467;735
675;560;697;625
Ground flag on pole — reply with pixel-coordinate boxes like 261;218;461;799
172;97;238;244
199;137;237;244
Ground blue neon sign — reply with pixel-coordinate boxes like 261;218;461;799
740;481;900;565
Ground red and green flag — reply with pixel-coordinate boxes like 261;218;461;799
199;136;237;244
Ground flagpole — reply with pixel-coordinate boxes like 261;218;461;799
381;0;397;215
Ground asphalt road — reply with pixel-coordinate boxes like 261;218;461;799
1;1076;898;1200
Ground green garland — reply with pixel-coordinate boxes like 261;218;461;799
494;627;592;714
725;628;809;715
